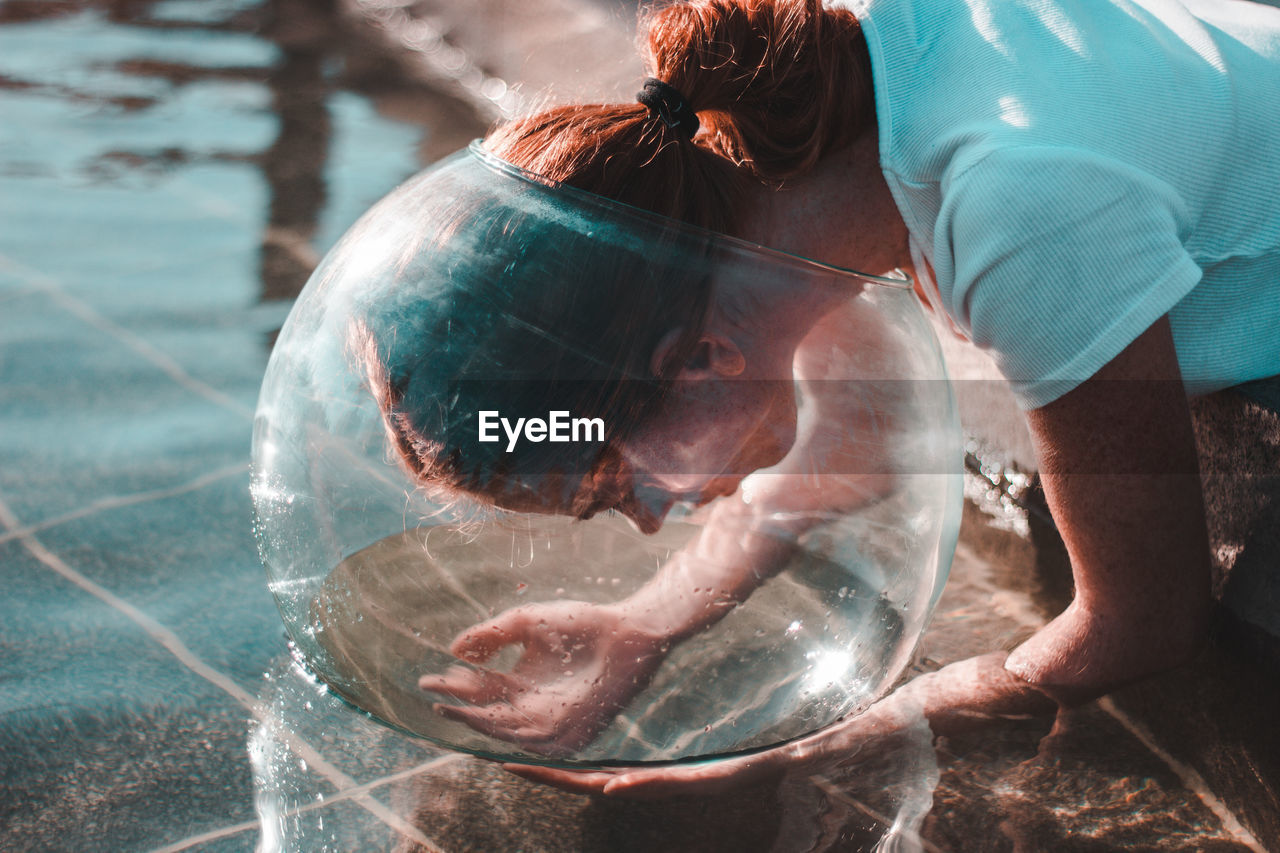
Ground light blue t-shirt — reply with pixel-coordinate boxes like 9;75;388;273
848;0;1280;408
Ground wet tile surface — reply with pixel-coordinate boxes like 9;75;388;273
0;1;481;849
919;499;1279;852
0;290;253;526
29;475;284;688
0;545;260;851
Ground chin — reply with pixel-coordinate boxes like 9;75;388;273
747;423;794;474
692;478;740;507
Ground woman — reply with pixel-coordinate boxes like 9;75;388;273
392;0;1280;792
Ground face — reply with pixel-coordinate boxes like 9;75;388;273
475;376;797;535
503;381;795;537
610;376;797;532
466;194;866;533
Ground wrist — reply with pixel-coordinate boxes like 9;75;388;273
613;572;735;646
1004;599;1208;705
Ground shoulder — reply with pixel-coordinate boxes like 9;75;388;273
931;145;1202;408
938;145;1191;243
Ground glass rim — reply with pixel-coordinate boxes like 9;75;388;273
468;140;914;291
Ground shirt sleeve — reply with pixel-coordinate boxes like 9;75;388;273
930;145;1203;409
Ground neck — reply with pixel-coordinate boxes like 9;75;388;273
742;131;912;280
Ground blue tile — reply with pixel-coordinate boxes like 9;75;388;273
0;542;263;850
0;165;267;301
254;656;451;789
26;475;285;690
0;291;254;525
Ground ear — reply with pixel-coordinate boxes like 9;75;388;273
650;329;746;379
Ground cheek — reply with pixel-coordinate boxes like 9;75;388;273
772;384;799;443
698;386;797;476
622;381;796;485
722;387;794;475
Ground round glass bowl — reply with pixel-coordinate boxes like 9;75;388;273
251;143;963;767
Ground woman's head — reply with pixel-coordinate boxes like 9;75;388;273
487;0;874;230
360;0;875;529
352;187;712;519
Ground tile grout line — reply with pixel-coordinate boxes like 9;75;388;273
1096;697;1266;852
151;753;466;853
288;753;464;816
146;819;260;853
0;493;449;853
0;252;255;421
162;172;260;221
0;462;248;547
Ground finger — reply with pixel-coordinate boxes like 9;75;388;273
600;751;787;799
504;723;597;758
418;666;520;704
435;703;592;757
502;763;618;795
434;701;542;741
450;608;541;662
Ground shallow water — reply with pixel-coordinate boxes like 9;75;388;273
0;1;477;848
300;517;910;765
251;653;943;853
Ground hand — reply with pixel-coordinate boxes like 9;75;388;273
503;698;914;798
503;652;1064;797
419;600;670;756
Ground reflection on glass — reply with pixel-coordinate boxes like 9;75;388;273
252;144;963;766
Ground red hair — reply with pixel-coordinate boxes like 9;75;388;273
364;0;875;512
485;0;874;235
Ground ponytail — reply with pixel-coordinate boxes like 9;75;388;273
643;0;872;182
485;0;872;234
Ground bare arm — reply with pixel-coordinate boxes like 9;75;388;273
420;307;897;752
511;316;1215;793
617;468;894;643
617;303;901;642
1007;315;1212;701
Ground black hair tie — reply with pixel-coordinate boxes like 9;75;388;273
636;78;700;139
